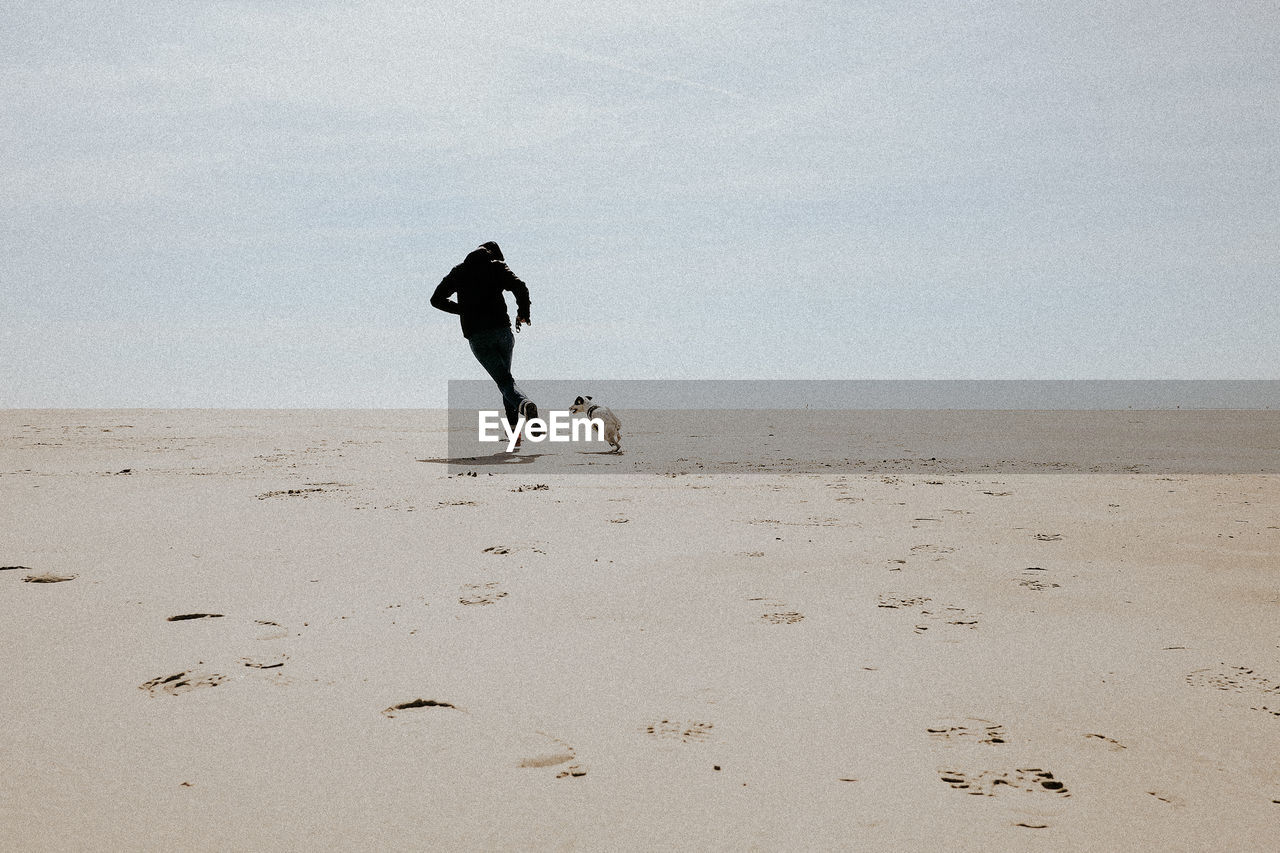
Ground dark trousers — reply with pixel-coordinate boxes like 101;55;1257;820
467;326;528;429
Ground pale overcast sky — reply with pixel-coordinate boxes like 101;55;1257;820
2;1;1277;406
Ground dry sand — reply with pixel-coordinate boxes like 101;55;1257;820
1;409;1277;851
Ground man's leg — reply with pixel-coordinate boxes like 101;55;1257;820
468;328;530;430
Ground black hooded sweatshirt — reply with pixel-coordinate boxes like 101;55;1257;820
430;244;531;339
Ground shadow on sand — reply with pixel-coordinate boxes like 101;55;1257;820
417;453;546;467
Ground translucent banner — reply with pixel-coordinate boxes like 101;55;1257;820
430;380;1280;475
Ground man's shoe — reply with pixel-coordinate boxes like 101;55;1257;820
519;400;543;439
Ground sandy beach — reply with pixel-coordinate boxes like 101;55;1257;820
2;409;1277;851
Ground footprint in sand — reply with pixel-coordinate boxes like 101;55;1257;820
383;707;585;777
1019;578;1060;591
164;612;289;641
459;582;508;606
1033;533;1063;542
909;544;955;556
877;594;931;609
140;669;228;697
382;698;459;718
645;719;714;743
748;597;804;624
255;486;331;500
518;733;586;778
254;619;289;640
518;751;574;768
1185;665;1279;694
761;611;805;625
482;544;545;556
939;767;1069;798
880;595;979;633
928;719;1008;745
240;653;288;670
917;605;979;629
1084;733;1126;750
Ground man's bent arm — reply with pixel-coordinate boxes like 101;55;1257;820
500;263;531;321
430;275;462;315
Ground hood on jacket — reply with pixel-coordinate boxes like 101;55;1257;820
479;241;504;261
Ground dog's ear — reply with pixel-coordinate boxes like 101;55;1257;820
585;396;592;401
573;396;584;406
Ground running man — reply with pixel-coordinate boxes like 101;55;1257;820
431;241;538;445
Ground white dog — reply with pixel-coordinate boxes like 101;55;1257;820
568;395;622;453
